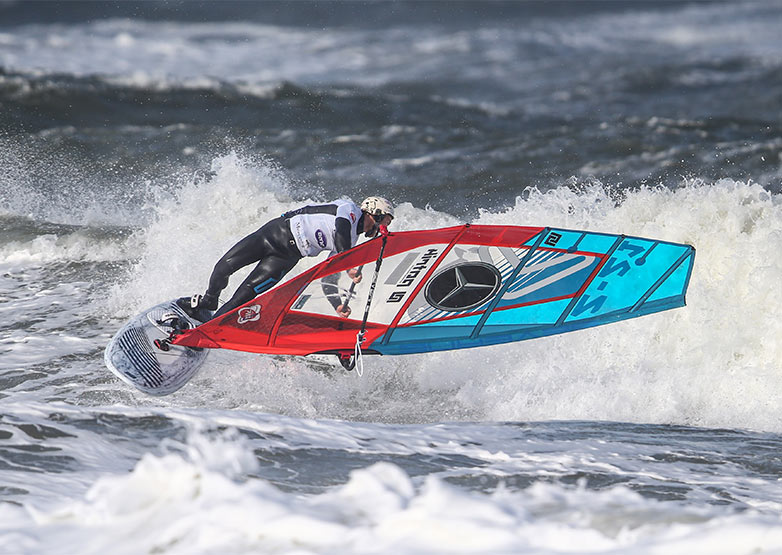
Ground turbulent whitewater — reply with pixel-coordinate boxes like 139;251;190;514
2;1;782;553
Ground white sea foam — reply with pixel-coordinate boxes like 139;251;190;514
2;5;781;552
105;152;300;315
0;231;134;267
3;421;782;555
102;152;782;433
4;145;779;432
454;179;782;430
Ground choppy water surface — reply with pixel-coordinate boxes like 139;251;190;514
2;1;782;553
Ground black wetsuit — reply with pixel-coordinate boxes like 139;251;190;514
205;202;364;319
207;217;302;318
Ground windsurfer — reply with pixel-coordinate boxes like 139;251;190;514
189;197;394;320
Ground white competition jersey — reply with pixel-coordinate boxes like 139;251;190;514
287;199;361;257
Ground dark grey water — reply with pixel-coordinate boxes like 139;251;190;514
2;1;782;552
3;1;781;219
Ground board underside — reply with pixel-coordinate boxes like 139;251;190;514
104;299;209;395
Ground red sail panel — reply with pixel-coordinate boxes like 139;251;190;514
173;225;545;355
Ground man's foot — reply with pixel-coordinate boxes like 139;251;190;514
175;294;216;322
193;293;218;311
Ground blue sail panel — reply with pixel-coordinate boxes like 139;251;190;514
373;227;694;356
565;239;690;323
387;323;478;343
530;230;620;255
483;298;571;328
526;229;586;251
645;250;694;304
492;251;601;309
575;233;622;254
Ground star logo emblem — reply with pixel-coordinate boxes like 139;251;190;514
425;262;501;311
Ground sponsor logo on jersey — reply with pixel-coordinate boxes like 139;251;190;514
292;219;309;250
315;229;328;248
237;304;261;324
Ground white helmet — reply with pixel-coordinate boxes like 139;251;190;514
360;196;394;220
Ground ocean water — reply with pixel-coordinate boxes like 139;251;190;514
2;1;782;553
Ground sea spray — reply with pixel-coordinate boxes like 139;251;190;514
112;162;782;431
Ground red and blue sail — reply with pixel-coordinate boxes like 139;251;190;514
173;225;695;357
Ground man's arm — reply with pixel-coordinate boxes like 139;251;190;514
334;217;352;253
322;273;342;310
323;216;360;317
322;273;353;317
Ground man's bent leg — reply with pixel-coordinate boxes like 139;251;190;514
202;231;267;310
211;254;300;319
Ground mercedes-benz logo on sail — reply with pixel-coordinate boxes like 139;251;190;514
425;262;501;312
